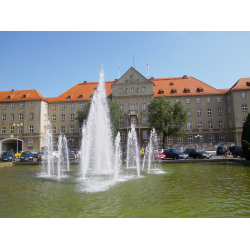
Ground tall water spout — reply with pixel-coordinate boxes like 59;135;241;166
81;69;114;180
114;132;122;180
126;124;140;176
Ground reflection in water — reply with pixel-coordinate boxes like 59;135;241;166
1;163;250;217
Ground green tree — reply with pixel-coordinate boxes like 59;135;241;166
148;97;188;148
241;113;250;160
75;99;122;137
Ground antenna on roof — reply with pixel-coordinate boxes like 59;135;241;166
133;55;135;68
118;62;120;78
147;61;149;79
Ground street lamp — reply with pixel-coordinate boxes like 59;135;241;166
13;122;23;154
195;134;203;149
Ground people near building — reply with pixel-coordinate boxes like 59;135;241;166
75;149;79;161
221;144;226;159
224;145;229;159
141;147;144;159
180;146;184;152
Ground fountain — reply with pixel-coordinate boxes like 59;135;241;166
41;120;70;179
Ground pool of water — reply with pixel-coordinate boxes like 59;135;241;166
1;162;250;218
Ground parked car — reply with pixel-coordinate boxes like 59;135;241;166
184;148;210;159
69;151;75;161
20;151;34;162
216;147;224;155
15;151;25;159
1;151;14;162
30;151;40;161
153;150;166;160
231;147;243;158
163;149;189;160
53;151;60;160
228;146;236;155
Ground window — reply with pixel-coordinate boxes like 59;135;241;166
61;114;65;121
19;114;23;120
158;136;162;144
11;103;15;109
119;88;123;93
120;131;125;140
178;137;183;143
142;104;147;111
61;126;65;133
130;87;134;92
19;103;23;108
219;134;225;142
219;121;224;128
196;98;200;103
187;109;191;116
197;108;201;115
52;115;56;121
69;138;74;146
70;126;74;133
29;125;33;133
218;108;222;114
186;98;190;104
131;117;136;124
176;99;180;103
188;135;193;143
2;114;6;121
120;104;124;111
208;121;213;129
131;104;135;111
241;92;246;98
142;116;147;124
79;103;83;108
209;135;214;142
29;113;34;120
30;103;34;107
1;127;6;134
229;120;232;128
207;97;211;103
217;97;221;102
18;126;22;134
61;104;65;109
10;114;14;120
52;127;56;134
44;114;47;121
198;121;203;129
143;130;148;139
120;99;123;102
142;98;146;101
2;104;6;109
187;122;192;130
131;98;134;102
142;87;146;92
28;138;33;146
228;107;231;114
70;114;74;120
10;126;14;134
242;104;247;112
45;103;47;109
120;117;124;125
167;136;172;144
70;103;74;109
207;109;212;115
52;105;56;110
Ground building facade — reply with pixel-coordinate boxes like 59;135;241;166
0;67;250;154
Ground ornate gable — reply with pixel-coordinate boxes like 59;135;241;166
115;67;152;85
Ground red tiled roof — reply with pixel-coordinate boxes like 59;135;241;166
152;76;225;97
47;81;114;103
230;78;250;91
0;89;46;102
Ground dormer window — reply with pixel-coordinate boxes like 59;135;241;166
66;95;72;99
22;93;30;98
246;82;250;86
184;88;190;93
170;82;174;85
94;87;97;90
197;87;203;92
171;89;177;94
158;89;164;94
78;94;84;98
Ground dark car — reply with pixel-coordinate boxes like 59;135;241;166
216;146;224;155
20;151;34;162
69;151;75;161
30;151;40;161
163;149;189;160
1;151;14;162
231;147;243;158
184;148;210;159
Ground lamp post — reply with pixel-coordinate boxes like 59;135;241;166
13;122;23;154
195;134;203;149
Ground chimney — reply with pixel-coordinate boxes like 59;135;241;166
183;75;188;79
114;79;118;82
150;77;154;80
11;89;14;91
84;81;87;84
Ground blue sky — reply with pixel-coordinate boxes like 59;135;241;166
1;31;249;98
